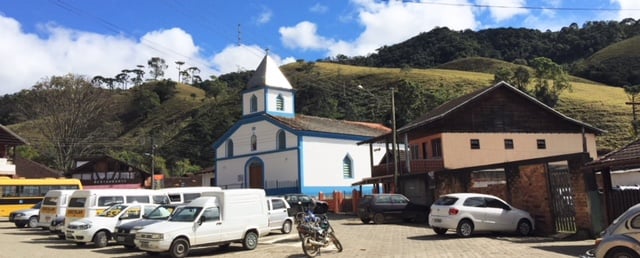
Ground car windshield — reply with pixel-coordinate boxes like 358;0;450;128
98;204;129;217
145;206;178;220
169;207;202;222
43;197;58;206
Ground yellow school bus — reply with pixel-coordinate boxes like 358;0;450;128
0;177;82;217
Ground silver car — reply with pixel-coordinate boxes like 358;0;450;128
9;201;42;228
586;203;640;258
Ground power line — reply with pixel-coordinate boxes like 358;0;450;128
414;1;640;11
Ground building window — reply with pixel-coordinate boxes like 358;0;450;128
504;139;514;149
470;139;480;149
251;134;257;151
537;139;546;149
422;142;428;159
343;155;353;178
431;138;442;157
276;130;286;150
410;144;419;160
276;94;284;111
250;95;258;112
226;139;234;157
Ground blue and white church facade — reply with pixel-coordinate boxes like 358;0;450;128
212;54;390;196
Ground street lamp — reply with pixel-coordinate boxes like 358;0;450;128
359;85;398;193
390;87;398;193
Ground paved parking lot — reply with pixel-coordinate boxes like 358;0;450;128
0;214;596;257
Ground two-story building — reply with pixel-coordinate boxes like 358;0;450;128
212;53;389;196
356;81;606;235
0;124;28;177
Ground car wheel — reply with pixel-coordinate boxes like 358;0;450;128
242;231;259;250
360;218;371;224
170;238;190;258
373;213;385;224
14;222;26;228
516;219;532;236
28;216;39;228
93;231;109;248
281;220;292;234
456;219;474;237
606;247;640;258
433;227;448;235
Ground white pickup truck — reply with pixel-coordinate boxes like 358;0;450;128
134;189;269;258
66;203;158;248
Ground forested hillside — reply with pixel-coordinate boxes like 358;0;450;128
327;19;640;87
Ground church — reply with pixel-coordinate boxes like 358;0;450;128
212;54;390;196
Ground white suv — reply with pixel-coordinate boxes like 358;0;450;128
429;193;534;237
66;203;158;248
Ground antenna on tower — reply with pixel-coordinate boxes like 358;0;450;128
237;24;242;46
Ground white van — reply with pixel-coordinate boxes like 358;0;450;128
135;189;269;257
37;189;77;229
157;186;222;204
64;189;170;229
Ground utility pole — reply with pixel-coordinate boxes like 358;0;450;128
151;139;157;189
626;101;640;135
391;87;398;193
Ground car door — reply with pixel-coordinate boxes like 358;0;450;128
390;195;409;219
461;197;488;230
483;197;512;231
374;195;394;216
268;198;288;230
194;207;222;245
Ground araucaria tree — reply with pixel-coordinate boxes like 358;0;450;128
148;57;168;80
17;74;117;175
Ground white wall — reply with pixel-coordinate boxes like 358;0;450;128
242;89;264;115
265;88;294;114
300;136;377;187
216;120;298;158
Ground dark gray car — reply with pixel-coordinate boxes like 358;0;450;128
113;204;182;249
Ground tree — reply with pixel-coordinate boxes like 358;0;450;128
529;57;571;107
511;66;531;91
624;84;640;135
493;67;513;84
130;68;145;86
17;74;117;175
148;57;168;80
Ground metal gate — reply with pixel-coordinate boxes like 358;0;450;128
547;161;577;233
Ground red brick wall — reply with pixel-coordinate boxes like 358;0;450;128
510;164;554;234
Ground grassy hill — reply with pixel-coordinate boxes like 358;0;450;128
7;62;635;172
575;35;640;86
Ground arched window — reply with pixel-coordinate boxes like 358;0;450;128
276;94;284;111
343;154;353;178
226;139;234;157
250;95;258;112
251;134;257;151
276;130;286;150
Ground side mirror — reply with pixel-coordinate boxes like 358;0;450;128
199;216;205;225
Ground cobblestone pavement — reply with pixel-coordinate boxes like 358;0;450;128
0;214;596;258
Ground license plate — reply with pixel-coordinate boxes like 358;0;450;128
140;241;149;248
117;236;125;242
66;230;74;234
433;218;442;223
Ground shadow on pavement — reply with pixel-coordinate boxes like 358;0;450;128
532;244;594;257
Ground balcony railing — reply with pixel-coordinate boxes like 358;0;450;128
371;159;444;177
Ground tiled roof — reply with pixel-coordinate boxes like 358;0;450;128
270;114;391;137
398;81;604;134
15;156;62;178
0;124;28;145
597;139;640;163
246;54;293;90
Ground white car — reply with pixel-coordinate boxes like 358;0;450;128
266;196;294;234
9;201;42;228
429;193;534;237
66;203;158;248
584;203;640;258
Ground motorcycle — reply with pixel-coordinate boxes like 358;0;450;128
295;207;343;257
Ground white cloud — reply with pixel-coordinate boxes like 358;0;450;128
477;0;529;22
310;3;329;14
209;44;294;74
257;7;273;24
613;0;640;20
0;14;219;95
279;0;477;58
279;21;335;50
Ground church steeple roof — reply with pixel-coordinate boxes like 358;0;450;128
247;53;293;90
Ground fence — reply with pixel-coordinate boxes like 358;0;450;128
607;187;640;221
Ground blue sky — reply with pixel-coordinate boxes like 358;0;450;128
0;0;639;95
